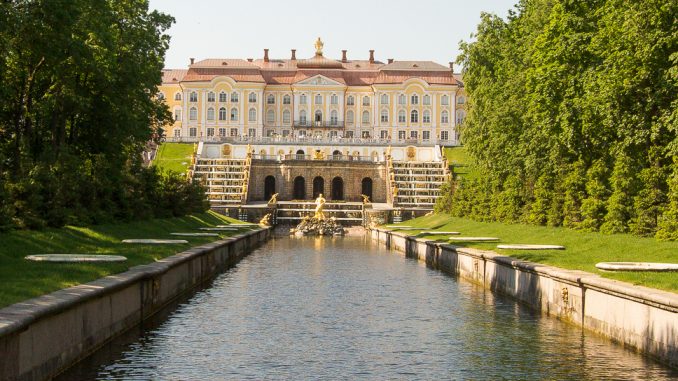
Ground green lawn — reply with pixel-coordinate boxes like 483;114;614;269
442;146;481;180
0;211;254;308
384;214;678;293
153;142;195;173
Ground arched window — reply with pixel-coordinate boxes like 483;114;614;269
266;109;275;123
346;110;354;124
264;176;276;201
411;94;419;105
248;108;257;122
283;110;291;124
441;95;449;105
331;177;344;200
456;110;466;124
423;94;431;105
267;94;275;104
189;107;197;121
207;92;215;102
313;176;324;198
230;107;238;121
423;110;431;123
315;94;322;104
248;92;257;103
300;94;307;104
315;110;322;123
380;94;389;105
189;91;198;102
174;108;182;121
411;110;419;123
441;110;449;124
398;94;406;105
299;110;307;125
457;96;465;104
380;109;389;123
398;110;406;123
361;177;373;201
207;107;215;121
174;92;182;101
330;110;338;125
362;110;370;124
219;91;227;102
231;92;239;102
331;94;338;105
283;94;291;104
293;176;306;199
347;95;355;106
362;96;370;106
219;107;227;121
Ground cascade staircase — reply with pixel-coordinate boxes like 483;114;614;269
275;201;364;225
192;157;251;207
390;160;450;209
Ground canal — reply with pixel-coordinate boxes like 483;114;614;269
58;236;676;380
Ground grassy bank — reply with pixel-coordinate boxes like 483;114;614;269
384;214;678;292
0;211;254;308
442;147;481;180
154;142;195;173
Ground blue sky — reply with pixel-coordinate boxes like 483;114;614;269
149;0;517;69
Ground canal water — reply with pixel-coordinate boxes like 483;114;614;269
58;236;676;380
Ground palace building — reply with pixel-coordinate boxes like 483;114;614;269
157;39;466;224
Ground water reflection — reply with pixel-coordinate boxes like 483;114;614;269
58;236;676;380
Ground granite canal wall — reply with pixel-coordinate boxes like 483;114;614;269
371;228;678;368
0;228;270;381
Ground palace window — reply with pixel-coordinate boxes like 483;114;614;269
219;91;227;102
441;111;449;124
380;130;389;139
248;128;256;137
398;110;406;123
398;94;406;105
457;96;465;104
315;94;322;104
347;95;355;105
441;95;449;105
362;131;371;139
189;92;198;102
174;92;182;101
345;131;354;138
362;110;370;124
230;108;238;121
283;110;291;124
174;108;182;121
231;92;239;102
411;110;418;123
422;131;430;140
331;94;338;105
219;107;227;121
207;107;215;121
248;108;257;122
398;131;406;140
218;128;226;137
362;96;370;106
173;129;180;137
411;94;419;105
423;110;431;123
189;107;197;121
346;110;354;124
456;110;466;125
248;92;257;103
440;130;449;140
330;110;338;125
189;127;197;137
267;94;275;104
410;130;418;139
423;94;431;105
207;128;214;137
282;130;290;137
230;128;238;137
381;109;389;123
300;110;307;125
207;92;215;102
283;94;291;104
300;94;307;104
381;94;389;105
266;109;275;124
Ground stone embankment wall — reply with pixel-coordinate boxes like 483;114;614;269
0;228;270;381
371;228;678;368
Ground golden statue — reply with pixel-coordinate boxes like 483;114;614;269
313;149;325;160
267;193;279;206
315;37;324;56
259;213;272;227
361;194;371;204
314;193;326;220
393;186;399;197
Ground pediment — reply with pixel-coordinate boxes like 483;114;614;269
295;75;343;86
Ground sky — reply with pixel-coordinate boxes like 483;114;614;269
148;0;518;69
